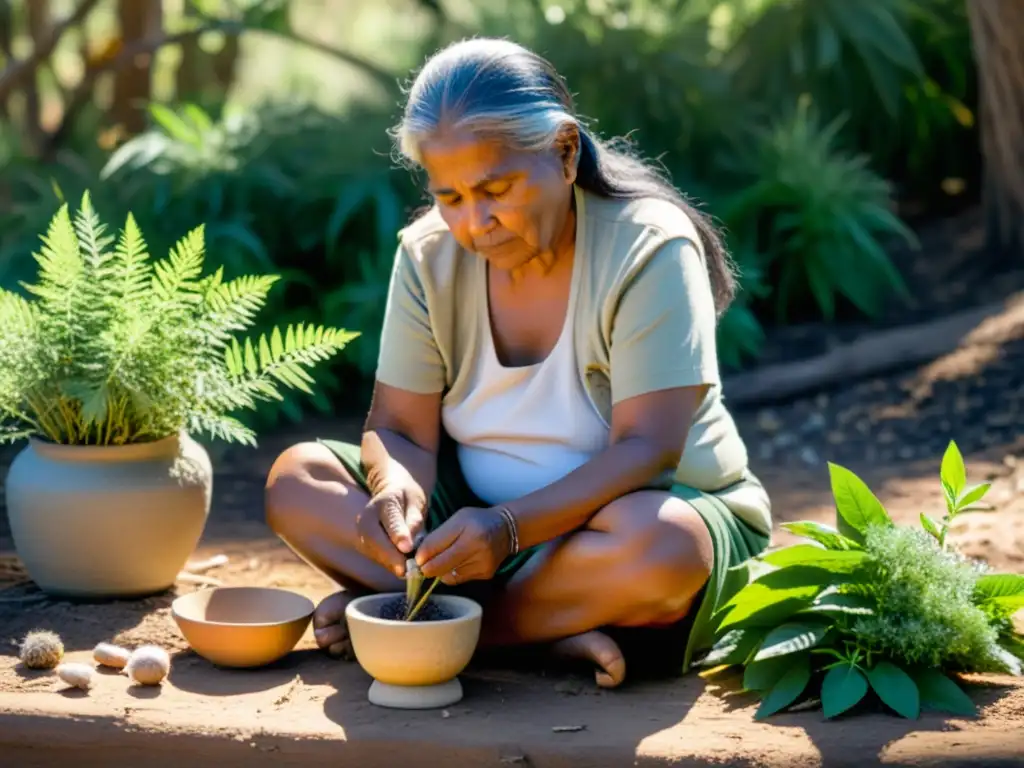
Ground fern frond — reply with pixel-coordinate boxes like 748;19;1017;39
199;273;278;348
0;289;44;419
114;212;153;306
186;409;257;447
0;288;39;332
74;191;117;279
151;224;206;307
224;323;359;400
20;202;84;313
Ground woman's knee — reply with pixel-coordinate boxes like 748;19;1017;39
595;491;714;620
264;441;356;534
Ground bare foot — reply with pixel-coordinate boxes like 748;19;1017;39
313;591;358;659
552;630;627;689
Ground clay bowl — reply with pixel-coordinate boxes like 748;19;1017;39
171;586;315;668
346;592;482;709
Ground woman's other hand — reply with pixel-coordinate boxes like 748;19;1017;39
355;473;427;578
416;507;512;585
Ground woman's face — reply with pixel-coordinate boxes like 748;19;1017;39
418;127;578;270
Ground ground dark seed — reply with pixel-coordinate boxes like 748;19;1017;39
377;596;454;622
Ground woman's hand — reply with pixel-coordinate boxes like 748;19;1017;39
416;507;512;585
355;477;427;578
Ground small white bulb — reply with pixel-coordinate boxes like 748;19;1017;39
125;645;171;685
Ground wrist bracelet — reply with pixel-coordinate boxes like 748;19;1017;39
497;506;520;556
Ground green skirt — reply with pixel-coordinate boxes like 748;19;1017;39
318;434;769;677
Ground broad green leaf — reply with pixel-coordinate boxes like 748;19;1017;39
822;665;868;719
919;513;941;540
761;546;867;574
717;566;846;631
958;483;991;510
828;462;892;543
754;622;828;662
976;574;1024;600
698;628;764;668
940;441;966;499
976;574;1024;616
913;669;976;716
802;588;874;616
717;561;753;610
755;654;811;720
717;587;820;632
744;653;801;692
866;662;920;719
780;521;861;551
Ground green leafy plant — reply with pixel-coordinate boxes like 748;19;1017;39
0;192;358;447
699;439;1024;720
720;99;916;322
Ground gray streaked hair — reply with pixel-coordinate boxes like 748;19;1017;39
391;37;736;316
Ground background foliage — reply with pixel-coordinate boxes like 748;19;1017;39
0;0;984;428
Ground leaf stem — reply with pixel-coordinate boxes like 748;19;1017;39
405;577;441;622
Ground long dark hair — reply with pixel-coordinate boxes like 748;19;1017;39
391;37;736;316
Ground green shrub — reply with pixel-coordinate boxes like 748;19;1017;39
0;193;357;446
719;100;916;322
700;440;1024;720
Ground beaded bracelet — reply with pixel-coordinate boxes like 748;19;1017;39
497;506;520;557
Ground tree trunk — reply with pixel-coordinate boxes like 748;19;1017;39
966;0;1024;260
174;4;238;109
0;1;12;118
111;0;162;136
23;0;49;147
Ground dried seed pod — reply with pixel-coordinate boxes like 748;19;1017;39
19;630;64;670
56;662;96;690
125;645;170;685
93;642;132;669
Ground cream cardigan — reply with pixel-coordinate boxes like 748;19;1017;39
374;186;771;535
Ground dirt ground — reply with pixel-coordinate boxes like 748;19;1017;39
2;412;1024;766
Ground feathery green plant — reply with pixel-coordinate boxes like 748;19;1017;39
0;192;358;446
700;440;1024;721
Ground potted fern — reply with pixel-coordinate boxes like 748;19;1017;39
1;193;357;598
698;441;1024;721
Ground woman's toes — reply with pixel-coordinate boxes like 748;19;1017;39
552;630;627;689
312;590;358;657
314;623;348;653
327;639;354;660
313;590;353;629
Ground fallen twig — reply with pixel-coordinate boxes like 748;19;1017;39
183;554;228;574
0;593;48;605
176;572;223;587
723;292;1024;407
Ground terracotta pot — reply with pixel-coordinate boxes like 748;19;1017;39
346;593;482;709
5;432;212;598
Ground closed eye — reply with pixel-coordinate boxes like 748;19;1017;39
436;193;462;207
484;180;513;198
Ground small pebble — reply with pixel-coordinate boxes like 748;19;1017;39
56;662;96;691
94;642;132;669
125;645;171;685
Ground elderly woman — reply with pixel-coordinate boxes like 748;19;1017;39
265;38;771;688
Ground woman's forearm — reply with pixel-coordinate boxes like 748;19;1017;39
502;437;679;550
360;427;437;499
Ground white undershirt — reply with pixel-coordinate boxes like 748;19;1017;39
441;256;610;506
